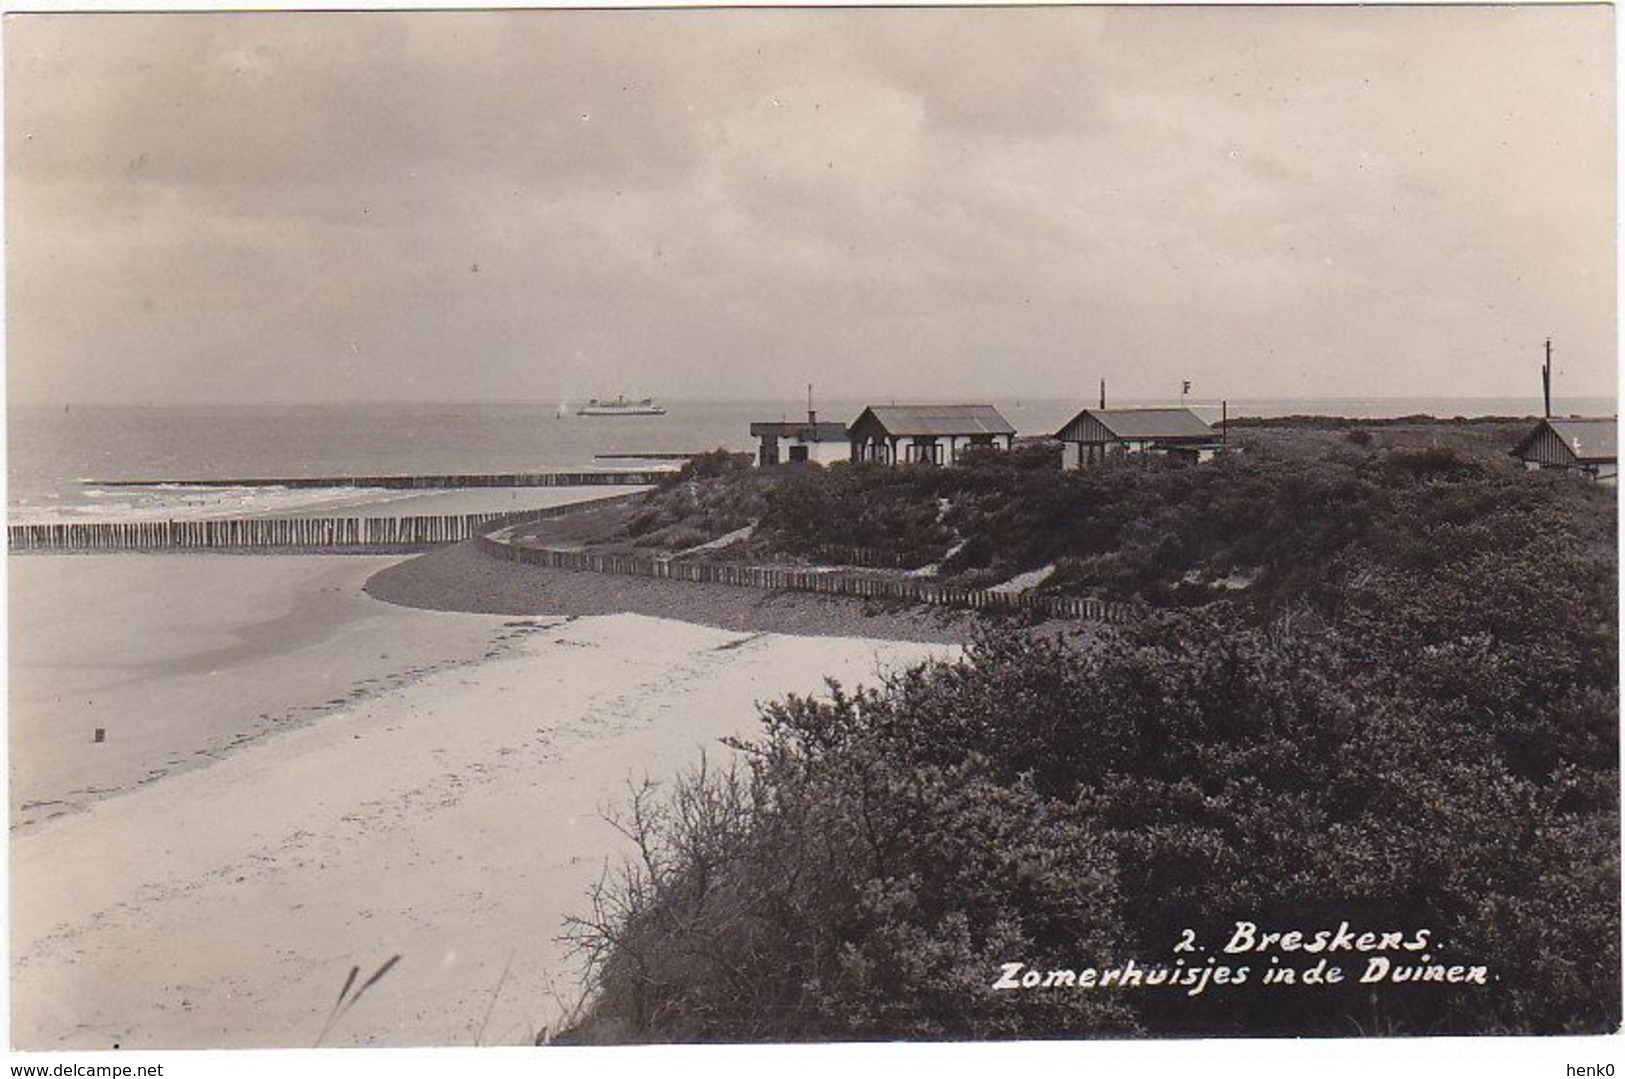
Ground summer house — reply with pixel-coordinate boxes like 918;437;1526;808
1053;407;1220;469
748;414;850;466
847;404;1017;465
1510;417;1617;482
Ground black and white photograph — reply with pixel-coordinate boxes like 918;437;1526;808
4;2;1618;1072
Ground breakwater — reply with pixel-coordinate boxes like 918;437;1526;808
8;493;653;553
592;453;704;461
87;471;666;490
477;530;1136;624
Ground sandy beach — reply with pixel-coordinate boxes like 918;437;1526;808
9;547;954;1049
9;554;520;831
367;538;982;642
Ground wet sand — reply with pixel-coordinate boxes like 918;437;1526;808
8;554;515;831
365;539;981;643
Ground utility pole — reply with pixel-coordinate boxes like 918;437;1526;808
1542;339;1552;419
1099;379;1106;410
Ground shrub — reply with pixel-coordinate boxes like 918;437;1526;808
560;554;1617;1039
556;420;1617;1040
671;449;754;484
561;745;1138;1042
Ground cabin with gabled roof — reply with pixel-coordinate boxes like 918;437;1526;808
1511;417;1617;482
848;404;1016;465
1054;407;1220;469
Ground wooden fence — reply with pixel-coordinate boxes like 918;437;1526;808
8;492;653;553
478;529;1136;624
14;486;1135;624
808;543;915;569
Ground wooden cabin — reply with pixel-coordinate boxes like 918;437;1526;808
1511;417;1617;482
749;417;850;466
848;404;1016;465
1054;407;1219;469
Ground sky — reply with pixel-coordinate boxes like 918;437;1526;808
3;5;1616;406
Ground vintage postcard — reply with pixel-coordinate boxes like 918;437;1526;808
4;4;1617;1075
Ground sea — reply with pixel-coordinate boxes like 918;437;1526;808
6;395;1614;525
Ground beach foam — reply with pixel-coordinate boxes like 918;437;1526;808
8;483;646;526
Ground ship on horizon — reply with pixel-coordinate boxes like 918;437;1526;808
576;396;667;417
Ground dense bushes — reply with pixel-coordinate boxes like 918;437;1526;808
562;611;1617;1038
670;448;755;483
620;421;1607;617
556;424;1617;1040
561;746;1137;1041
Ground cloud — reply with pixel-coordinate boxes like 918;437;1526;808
5;6;1615;406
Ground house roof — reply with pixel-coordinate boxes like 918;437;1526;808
1056;407;1216;442
1514;417;1618;464
854;404;1016;438
748;420;849;443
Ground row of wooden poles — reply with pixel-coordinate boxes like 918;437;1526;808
7;492;656;553
480;533;1136;624
808;543;912;569
11;490;1131;624
8;513;530;552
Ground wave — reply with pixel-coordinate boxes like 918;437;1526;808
8;484;413;526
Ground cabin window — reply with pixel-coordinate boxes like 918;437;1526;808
788;445;809;463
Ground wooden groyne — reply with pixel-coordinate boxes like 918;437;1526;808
11;514;523;552
86;471;666;490
477;528;1137;625
8;493;653;553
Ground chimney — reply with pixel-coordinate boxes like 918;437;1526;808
807;383;817;427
